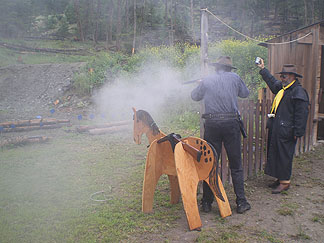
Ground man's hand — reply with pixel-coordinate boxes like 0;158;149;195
257;58;265;69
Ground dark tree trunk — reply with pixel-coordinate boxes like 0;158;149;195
94;0;101;43
169;0;173;45
165;0;168;26
304;0;308;25
74;0;85;41
139;0;146;48
116;0;122;50
125;0;129;30
132;0;137;54
191;0;196;42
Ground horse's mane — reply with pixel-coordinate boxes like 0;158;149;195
136;110;160;135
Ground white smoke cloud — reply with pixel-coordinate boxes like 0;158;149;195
94;60;201;121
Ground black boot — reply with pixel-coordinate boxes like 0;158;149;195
268;179;280;189
237;201;251;214
201;201;212;213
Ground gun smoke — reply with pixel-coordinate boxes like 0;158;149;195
94;60;201;121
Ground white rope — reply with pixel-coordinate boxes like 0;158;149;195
202;8;312;45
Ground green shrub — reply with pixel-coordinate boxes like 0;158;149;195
73;40;267;99
209;39;268;99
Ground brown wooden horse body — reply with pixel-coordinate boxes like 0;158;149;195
132;108;232;230
132;108;181;207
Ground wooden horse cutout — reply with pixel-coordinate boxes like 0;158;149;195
132;107;181;207
132;108;232;230
173;137;231;230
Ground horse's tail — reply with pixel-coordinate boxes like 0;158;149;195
207;142;225;202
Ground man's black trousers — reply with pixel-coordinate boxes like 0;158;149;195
203;119;247;205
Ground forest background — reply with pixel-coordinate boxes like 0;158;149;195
1;0;324;97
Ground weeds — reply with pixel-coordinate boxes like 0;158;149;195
311;213;324;224
291;226;311;240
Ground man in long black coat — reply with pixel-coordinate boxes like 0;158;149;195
257;59;309;194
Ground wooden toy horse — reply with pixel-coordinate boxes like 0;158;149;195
132;108;232;230
132;107;181;206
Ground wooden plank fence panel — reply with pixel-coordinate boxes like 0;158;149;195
255;101;261;173
260;94;266;169
248;100;254;177
242;101;248;180
224;96;310;182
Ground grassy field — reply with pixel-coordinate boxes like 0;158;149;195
0;128;184;242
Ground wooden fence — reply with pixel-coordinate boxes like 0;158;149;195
219;94;312;183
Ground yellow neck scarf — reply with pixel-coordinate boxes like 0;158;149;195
271;80;296;114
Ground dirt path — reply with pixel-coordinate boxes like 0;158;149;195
137;143;324;242
0;63;85;121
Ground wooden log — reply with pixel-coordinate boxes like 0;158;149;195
88;125;130;135
0;118;69;128
2;124;62;133
0;41;87;55
0;136;49;147
76;120;131;132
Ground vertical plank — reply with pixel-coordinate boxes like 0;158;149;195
255;100;260;173
265;99;272;163
260;90;266;168
295;138;300;156
248;100;254;177
309;27;320;149
242;100;248;180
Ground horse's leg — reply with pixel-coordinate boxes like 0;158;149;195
204;175;232;218
168;175;180;204
142;142;163;213
174;143;201;231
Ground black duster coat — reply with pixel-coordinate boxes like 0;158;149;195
259;68;309;180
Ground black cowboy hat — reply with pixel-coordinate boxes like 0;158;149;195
209;56;237;69
276;64;303;78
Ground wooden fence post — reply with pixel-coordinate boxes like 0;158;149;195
248;99;254;177
200;9;208;139
255;100;260;173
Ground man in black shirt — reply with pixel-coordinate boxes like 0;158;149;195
191;56;251;214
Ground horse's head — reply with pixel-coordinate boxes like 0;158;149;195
132;107;160;144
133;107;144;144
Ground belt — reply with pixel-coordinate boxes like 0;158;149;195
202;113;238;120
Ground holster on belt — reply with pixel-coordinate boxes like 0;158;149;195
202;113;247;138
237;115;247;138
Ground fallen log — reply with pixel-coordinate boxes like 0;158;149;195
0;136;49;147
0;41;88;55
76;120;131;133
0;118;70;128
88;125;130;135
2;124;62;133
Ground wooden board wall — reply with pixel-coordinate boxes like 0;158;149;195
265;23;323;149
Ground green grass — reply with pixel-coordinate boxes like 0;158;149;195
257;230;283;243
290;226;311;241
0;130;182;242
311;213;324;224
